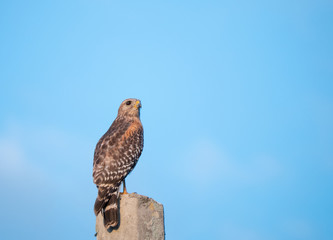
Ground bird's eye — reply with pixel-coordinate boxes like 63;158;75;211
126;101;132;105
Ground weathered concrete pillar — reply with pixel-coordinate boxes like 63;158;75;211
96;193;165;240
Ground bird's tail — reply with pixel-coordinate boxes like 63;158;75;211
94;185;120;229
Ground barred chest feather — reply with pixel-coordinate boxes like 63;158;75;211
93;118;144;185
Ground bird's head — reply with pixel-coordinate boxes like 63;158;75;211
118;98;142;118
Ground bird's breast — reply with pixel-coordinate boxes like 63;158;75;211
122;119;143;140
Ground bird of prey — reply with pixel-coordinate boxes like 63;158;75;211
93;98;144;229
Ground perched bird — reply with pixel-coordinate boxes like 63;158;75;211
93;98;144;229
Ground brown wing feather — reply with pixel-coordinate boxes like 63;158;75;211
93;117;132;185
93;115;143;229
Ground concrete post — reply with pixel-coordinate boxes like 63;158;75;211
95;193;165;240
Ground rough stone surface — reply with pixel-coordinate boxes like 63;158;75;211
96;193;165;240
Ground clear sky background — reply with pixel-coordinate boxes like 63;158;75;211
1;1;332;240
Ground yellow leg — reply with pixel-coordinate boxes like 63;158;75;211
122;179;128;194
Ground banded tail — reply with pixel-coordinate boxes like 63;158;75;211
94;185;120;229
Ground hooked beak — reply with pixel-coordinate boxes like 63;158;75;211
134;100;142;109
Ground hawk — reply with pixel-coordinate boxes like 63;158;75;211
93;98;144;229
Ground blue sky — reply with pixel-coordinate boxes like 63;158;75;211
1;0;332;239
